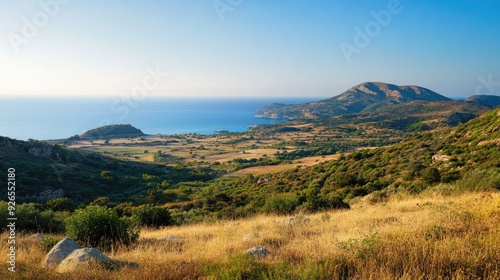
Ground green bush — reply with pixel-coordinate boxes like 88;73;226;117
114;202;134;217
458;168;500;191
65;206;138;250
0;202;67;233
38;210;68;233
132;205;173;228
39;236;64;252
90;196;115;207
46;198;75;212
262;196;298;215
420;167;441;184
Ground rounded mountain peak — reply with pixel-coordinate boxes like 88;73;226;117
337;82;449;102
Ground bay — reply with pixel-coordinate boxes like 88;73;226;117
0;96;316;140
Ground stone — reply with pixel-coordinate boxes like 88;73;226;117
57;248;115;273
56;248;138;273
158;236;179;241
282;216;310;226
246;246;270;257
43;238;81;267
29;233;45;241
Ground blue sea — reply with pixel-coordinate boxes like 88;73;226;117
0;97;316;141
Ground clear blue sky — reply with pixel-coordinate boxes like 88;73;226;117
1;0;499;98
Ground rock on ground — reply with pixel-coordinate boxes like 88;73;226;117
29;233;45;241
246;246;270;257
57;248;138;273
44;238;81;267
281;216;310;226
158;236;179;241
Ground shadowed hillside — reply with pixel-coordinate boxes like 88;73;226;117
466;94;500;107
0;136;218;204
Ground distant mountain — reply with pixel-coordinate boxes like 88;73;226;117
79;124;145;139
466;95;500;108
256;82;451;119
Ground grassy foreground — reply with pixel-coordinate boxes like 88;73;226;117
1;189;499;279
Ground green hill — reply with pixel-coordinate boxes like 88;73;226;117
80;124;145;139
0;136;217;204
466;95;500;107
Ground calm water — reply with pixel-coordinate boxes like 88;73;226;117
0;96;315;140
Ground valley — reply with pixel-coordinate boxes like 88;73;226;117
0;83;499;279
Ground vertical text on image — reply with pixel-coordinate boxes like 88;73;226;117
6;168;17;273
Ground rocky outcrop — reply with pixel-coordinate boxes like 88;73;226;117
28;146;53;158
432;152;451;163
39;189;64;200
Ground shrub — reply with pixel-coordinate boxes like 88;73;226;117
65;206;138;250
132;205;173;228
15;203;44;232
321;193;350;210
458;168;500;191
114;202;134;217
38;210;68;233
420;167;441;184
46;197;75;212
367;190;389;204
39;236;64;252
90;196;115;207
0;202;66;233
337;231;379;260
262;196;298;215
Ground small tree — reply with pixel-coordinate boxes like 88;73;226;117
132;205;173;228
420;167;441;184
65;206;138;250
90;196;114;208
46;198;75;212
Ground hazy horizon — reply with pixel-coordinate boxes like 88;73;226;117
1;0;500;98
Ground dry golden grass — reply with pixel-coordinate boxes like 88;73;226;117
228;164;299;176
229;154;341;176
204;149;279;163
2;191;499;279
